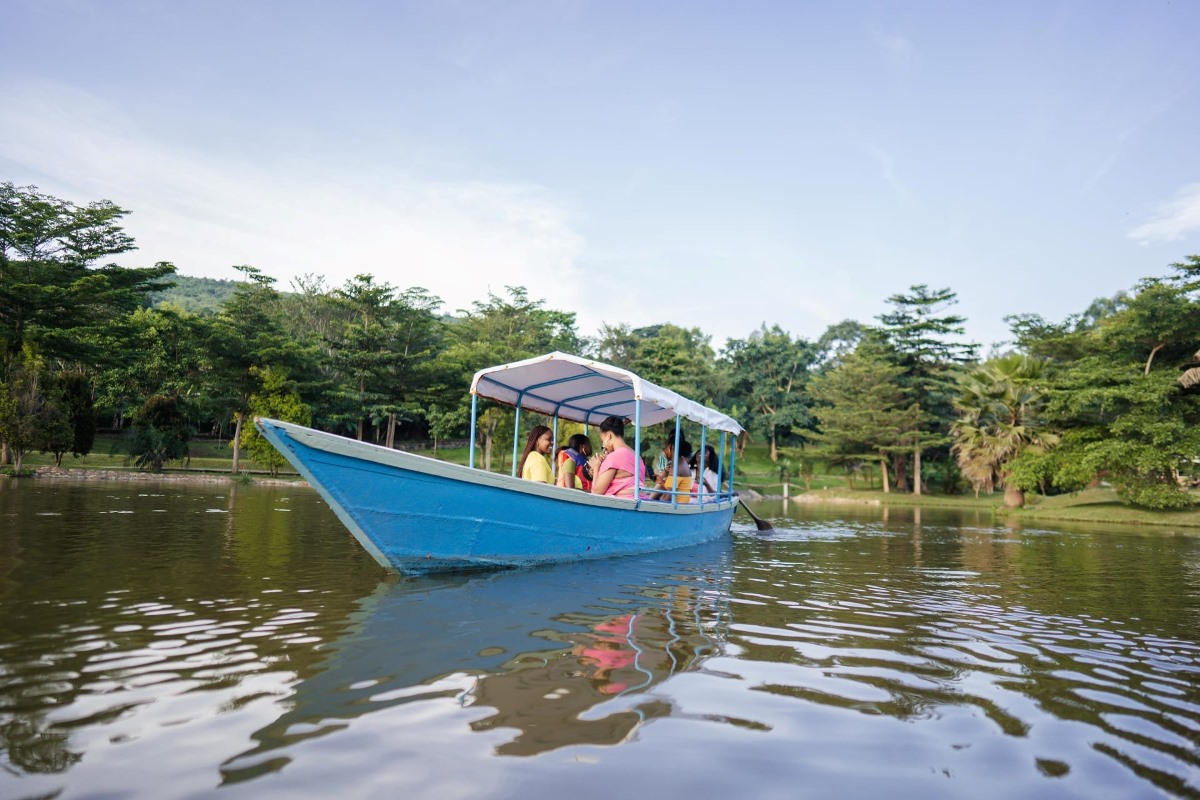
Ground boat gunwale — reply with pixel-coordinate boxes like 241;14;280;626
260;418;734;517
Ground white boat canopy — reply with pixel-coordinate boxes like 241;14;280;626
470;351;744;434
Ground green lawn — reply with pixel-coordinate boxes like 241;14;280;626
1010;488;1200;528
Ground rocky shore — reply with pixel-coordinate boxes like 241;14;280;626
22;467;309;487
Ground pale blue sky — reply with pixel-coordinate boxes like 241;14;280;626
3;0;1198;350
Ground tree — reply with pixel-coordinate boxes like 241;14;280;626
206;266;306;473
595;323;720;404
723;324;819;461
35;370;94;467
877;285;979;493
92;305;212;430
1007;262;1200;509
808;349;920;492
327;274;398;441
126;394;191;472
444;287;580;470
240;366;312;476
380;287;451;448
0;345;53;471
816;319;866;366
0;182;175;374
951;354;1058;507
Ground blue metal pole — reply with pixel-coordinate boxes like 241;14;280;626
511;405;522;478
729;432;738;500
699;426;707;503
671;415;681;509
633;403;642;509
468;394;478;469
718;431;726;501
551;415;559;481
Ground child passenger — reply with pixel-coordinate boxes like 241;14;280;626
518;425;553;484
556;434;593;491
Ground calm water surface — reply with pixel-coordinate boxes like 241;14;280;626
1;480;1198;799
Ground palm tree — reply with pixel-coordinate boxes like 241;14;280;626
951;354;1058;508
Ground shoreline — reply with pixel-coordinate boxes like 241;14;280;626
14;467;1200;530
12;466;311;488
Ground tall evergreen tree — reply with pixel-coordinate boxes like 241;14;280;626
808;349;920;492
876;285;978;493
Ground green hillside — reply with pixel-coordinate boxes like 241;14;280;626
148;274;240;314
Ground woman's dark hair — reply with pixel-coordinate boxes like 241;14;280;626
678;439;693;460
598;416;625;438
517;425;552;475
702;444;719;473
565;433;591;453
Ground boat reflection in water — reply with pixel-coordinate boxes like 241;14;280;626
222;540;733;778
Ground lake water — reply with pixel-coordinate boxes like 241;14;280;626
1;479;1198;799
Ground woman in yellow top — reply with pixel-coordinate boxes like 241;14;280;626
518;425;554;483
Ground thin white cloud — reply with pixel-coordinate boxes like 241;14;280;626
864;142;912;204
0;79;593;329
1128;183;1200;244
871;28;915;69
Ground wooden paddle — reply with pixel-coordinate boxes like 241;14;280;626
738;498;774;531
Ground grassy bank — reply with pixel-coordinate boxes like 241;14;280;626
15;436;1200;529
1008;488;1200;529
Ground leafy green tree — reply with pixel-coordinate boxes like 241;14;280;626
326;274;398;441
1008;262;1200;509
1037;360;1199;508
723;324;819;461
380;287;450;448
815;319;867;366
92;305;213;430
951;354;1058;507
595;323;720;404
445;287;580;470
0;183;175;464
53;370;96;463
876;285;978;493
426;403;467;453
808;349;920;492
0;345;51;471
126;394;191;472
206;266;307;473
240;366;312;476
0;182;175;374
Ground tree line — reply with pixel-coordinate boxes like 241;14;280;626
2;182;1198;508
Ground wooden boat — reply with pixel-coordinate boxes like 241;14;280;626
255;351;743;573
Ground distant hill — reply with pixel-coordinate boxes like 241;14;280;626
148;274;239;314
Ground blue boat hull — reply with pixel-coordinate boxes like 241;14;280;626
255;418;735;573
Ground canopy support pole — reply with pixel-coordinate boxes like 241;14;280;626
468;394;478;469
718;431;727;501
699;426;707;503
511;400;523;478
634;403;642;509
671;415;682;509
729;433;738;500
551;415;559;480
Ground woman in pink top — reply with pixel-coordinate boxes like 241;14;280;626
587;416;646;498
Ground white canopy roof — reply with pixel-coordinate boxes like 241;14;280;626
469;351;744;434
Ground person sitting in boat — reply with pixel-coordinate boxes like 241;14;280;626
587;416;646;499
555;434;593;491
690;444;721;501
647;438;693;502
518;425;553;484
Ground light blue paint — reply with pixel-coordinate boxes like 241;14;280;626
256;419;735;574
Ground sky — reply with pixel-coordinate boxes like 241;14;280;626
3;0;1199;353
